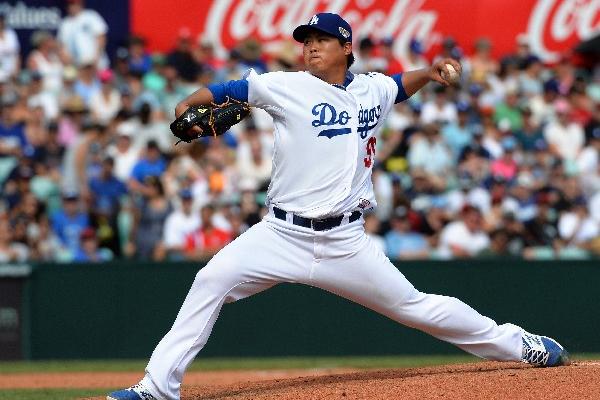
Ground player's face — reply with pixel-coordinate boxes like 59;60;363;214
303;31;350;74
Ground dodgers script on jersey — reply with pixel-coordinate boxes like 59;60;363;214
245;69;398;218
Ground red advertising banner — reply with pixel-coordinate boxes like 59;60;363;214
131;0;600;65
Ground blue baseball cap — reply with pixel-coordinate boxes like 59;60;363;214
293;13;352;44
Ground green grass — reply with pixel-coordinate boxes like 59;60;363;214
0;353;598;374
0;388;109;400
0;355;479;373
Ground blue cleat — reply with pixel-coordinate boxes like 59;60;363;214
521;331;570;367
107;383;159;400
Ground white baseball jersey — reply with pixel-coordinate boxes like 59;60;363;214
245;69;398;218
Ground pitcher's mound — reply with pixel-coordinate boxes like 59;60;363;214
182;361;599;400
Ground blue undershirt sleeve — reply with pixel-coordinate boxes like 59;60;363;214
391;73;409;104
206;79;249;103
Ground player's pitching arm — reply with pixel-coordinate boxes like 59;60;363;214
401;58;461;96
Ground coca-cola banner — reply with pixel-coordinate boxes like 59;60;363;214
131;0;600;65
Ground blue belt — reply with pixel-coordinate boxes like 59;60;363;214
273;207;361;231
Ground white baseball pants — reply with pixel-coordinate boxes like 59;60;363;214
142;214;523;400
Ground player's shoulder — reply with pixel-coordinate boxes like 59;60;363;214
352;71;395;90
353;71;393;83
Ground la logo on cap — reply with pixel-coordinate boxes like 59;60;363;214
309;15;319;25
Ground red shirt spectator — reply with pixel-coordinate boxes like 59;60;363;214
184;205;232;259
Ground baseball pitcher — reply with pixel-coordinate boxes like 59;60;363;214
109;13;569;400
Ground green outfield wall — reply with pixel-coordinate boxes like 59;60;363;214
14;260;600;359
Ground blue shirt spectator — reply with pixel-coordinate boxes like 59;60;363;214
384;208;430;259
51;193;89;255
89;157;128;216
130;140;166;183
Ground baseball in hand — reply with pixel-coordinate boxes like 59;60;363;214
442;64;459;84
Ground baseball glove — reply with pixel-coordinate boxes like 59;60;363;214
170;98;251;143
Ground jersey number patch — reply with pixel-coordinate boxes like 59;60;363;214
363;137;376;168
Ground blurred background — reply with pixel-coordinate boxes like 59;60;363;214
0;0;599;361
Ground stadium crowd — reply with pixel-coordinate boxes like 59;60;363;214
0;1;599;263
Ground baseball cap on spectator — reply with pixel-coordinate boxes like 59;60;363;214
523;55;542;68
80;227;96;241
456;101;470;113
442;37;456;49
534;138;548;151
450;46;464;60
543;79;560;93
98;69;114;83
147;139;160;150
115;47;129;61
179;188;193;201
502;136;517;151
63;65;78;81
469;83;483;96
63;96;87;114
62;190;79;201
409;39;423;54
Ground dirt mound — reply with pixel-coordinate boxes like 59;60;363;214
3;361;598;399
181;361;600;400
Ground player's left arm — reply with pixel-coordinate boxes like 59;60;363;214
399;58;462;97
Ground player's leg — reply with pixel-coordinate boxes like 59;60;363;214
134;220;312;400
309;223;522;362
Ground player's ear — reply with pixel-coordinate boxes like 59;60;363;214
343;42;352;56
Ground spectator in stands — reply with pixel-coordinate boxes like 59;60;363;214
420;85;458;125
544;99;585;162
166;28;203;83
441;101;475;160
0;219;28;262
478;228;511;257
0;14;20;82
133;176;171;260
184;204;232;260
128;140;167;196
469;37;499;83
127;35;152;75
107;126;138;182
558;197;599;252
27;72;58;121
384;206;430;259
519;55;544;98
438;205;490;258
73;226;112;262
50;191;89;258
27;31;64;95
57;0;108;69
90;69;121;124
407;124;453;179
0;98;30;184
493;87;523;131
88;156;127;220
162;189;201;260
73;63;101;106
401;38;428;73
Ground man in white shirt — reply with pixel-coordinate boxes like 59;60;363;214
438;205;491;258
162;189;201;260
57;0;108;69
0;14;20;81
